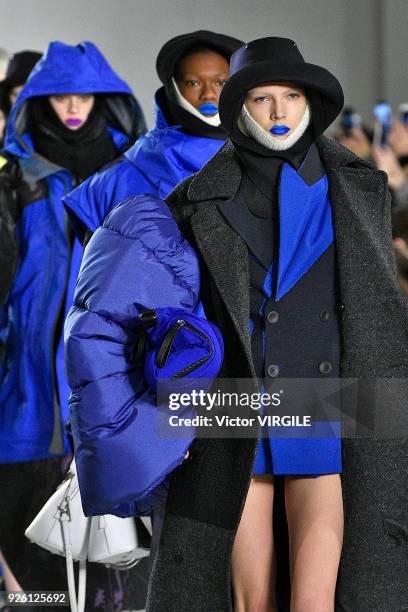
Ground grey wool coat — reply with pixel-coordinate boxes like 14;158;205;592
146;136;408;612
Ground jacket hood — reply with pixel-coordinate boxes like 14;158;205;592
13;41;132;99
219;37;344;143
4;41;145;159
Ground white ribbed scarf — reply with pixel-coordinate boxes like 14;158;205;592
171;77;221;127
238;102;311;151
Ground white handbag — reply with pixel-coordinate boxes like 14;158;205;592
25;461;151;612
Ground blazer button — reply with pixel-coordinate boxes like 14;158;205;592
320;310;330;321
267;310;279;323
319;361;332;375
267;364;280;377
337;303;345;318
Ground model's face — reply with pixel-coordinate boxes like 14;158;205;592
175;50;229;116
48;94;95;130
245;82;307;138
9;85;24;106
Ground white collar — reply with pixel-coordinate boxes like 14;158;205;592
171;77;221;127
238;102;311;150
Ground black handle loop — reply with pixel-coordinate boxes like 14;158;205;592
129;310;158;363
155;319;214;379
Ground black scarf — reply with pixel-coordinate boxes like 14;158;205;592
230;92;324;218
234;125;314;218
157;86;226;141
29;97;117;183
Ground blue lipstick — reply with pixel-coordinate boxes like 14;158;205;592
198;103;218;116
270;125;290;136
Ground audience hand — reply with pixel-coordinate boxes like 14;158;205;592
338;127;371;160
394;237;408;255
372;145;406;190
389;120;408;158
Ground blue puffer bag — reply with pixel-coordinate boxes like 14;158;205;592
64;194;224;517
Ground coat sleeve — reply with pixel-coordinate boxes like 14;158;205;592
64;193;201;517
63;155;157;241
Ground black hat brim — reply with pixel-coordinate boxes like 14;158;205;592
219;60;344;135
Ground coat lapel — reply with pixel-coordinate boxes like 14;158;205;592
317;137;386;274
317;137;388;294
181;142;255;374
316;137;396;375
190;204;256;376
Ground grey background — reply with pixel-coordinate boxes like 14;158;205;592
0;0;407;129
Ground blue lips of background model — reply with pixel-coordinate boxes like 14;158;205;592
198;103;218;116
270;125;290;135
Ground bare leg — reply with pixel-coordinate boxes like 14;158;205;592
0;550;22;591
231;475;278;612
285;474;343;612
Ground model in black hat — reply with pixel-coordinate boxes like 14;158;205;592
0;50;42;147
144;36;408;612
173;35;344;612
0;50;42;115
156;29;242;139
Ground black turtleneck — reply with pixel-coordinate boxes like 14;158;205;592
234;125;313;219
157;86;226;141
29;96;117;183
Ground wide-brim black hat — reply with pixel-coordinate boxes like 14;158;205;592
219;37;344;136
156;30;243;86
0;50;42;113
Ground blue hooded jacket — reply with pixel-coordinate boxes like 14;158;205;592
63;89;225;237
0;41;146;463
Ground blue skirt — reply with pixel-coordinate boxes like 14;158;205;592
252;420;343;476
